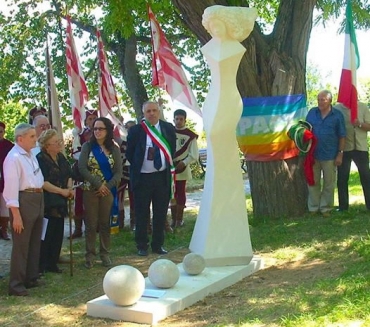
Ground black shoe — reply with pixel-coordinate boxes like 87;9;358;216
138;249;148;256
47;267;63;273
152;247;168;255
25;279;45;289
8;289;29;296
84;261;94;269
101;257;112;267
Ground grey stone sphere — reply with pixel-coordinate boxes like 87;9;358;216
182;253;206;275
148;259;180;289
103;265;145;306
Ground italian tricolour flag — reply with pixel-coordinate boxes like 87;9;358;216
337;0;360;123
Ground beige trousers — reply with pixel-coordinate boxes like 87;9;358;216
308;159;336;213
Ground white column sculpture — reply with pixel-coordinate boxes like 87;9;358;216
190;5;258;266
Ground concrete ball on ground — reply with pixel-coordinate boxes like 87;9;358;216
103;265;145;306
182;253;206;275
148;259;180;288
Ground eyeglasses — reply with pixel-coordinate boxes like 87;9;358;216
93;127;107;131
47;140;63;146
38;124;51;129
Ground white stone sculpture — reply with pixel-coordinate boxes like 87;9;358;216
148;259;180;289
103;265;145;306
190;5;258;266
182;253;206;275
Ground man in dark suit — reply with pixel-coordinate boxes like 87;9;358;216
126;101;176;256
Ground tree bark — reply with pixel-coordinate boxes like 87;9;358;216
172;0;317;219
110;34;148;120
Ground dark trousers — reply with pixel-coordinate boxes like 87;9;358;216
9;192;44;294
39;215;64;272
134;171;170;251
337;150;370;210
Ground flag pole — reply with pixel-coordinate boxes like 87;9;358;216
45;35;53;127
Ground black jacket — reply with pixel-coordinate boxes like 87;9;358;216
126;120;176;190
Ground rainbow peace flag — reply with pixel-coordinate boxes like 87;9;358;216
237;94;307;161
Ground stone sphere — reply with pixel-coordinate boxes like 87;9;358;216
103;265;145;306
148;259;180;289
182;253;206;275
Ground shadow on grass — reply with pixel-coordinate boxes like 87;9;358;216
2;171;370;326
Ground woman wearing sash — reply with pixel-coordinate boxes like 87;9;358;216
78;117;122;269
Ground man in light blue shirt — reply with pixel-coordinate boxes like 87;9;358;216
305;90;346;216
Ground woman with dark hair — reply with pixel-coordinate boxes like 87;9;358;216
37;129;73;274
78;117;122;269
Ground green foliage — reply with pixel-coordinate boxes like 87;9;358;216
0;102;28;141
0;0;208;124
190;161;204;179
306;63;341;108
1;0;370;126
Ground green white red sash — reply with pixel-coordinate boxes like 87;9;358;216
141;120;176;199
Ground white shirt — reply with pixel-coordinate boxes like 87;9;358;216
3;143;44;208
31;142;41;156
141;121;166;173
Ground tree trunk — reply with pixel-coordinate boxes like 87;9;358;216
172;0;316;219
110;34;148;120
247;157;308;218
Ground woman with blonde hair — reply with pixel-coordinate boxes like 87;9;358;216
37;129;74;274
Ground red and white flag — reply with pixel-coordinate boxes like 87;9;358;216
148;5;202;117
66;15;89;131
45;38;65;153
337;0;360;123
97;29;125;139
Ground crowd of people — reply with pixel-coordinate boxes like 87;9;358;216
1;94;369;296
0;101;199;296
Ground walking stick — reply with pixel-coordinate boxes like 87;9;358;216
68;197;73;277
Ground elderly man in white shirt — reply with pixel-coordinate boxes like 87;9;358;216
4;123;44;296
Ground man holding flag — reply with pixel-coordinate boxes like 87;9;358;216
126;101;176;256
335;0;370;211
335;102;370;211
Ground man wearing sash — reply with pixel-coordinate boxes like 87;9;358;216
171;109;198;228
126;101;176;256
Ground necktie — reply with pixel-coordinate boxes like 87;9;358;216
153;143;162;170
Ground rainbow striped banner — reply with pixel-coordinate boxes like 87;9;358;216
237;94;307;161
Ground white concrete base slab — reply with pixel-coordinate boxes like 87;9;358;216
87;255;264;325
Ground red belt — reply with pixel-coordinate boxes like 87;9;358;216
23;188;43;193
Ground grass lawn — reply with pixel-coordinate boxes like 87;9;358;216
0;172;370;326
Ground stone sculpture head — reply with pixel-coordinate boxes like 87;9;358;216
202;5;257;42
